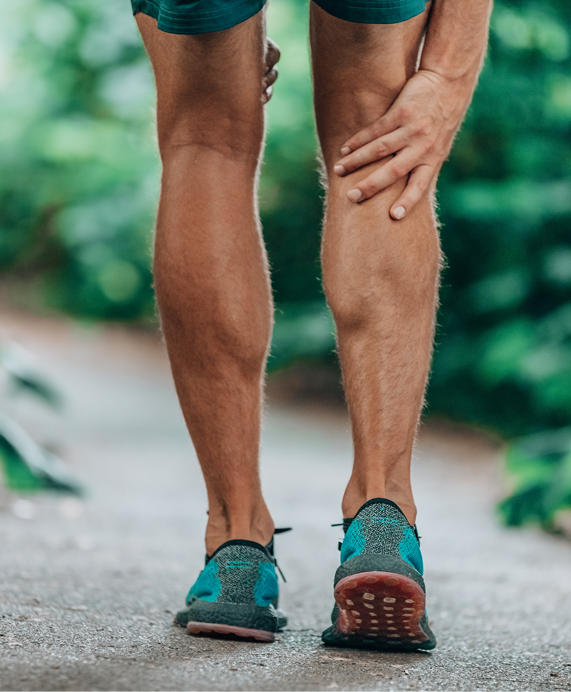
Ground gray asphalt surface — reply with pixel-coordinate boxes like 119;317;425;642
1;307;571;691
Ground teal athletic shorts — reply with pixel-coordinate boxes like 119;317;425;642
131;0;428;35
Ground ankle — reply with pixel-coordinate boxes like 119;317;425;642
204;500;274;555
342;478;417;526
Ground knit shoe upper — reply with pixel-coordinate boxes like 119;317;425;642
340;498;423;575
187;540;279;606
175;538;285;641
322;498;436;651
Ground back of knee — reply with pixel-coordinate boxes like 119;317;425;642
157;106;264;165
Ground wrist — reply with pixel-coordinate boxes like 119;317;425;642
417;62;480;89
415;66;479;114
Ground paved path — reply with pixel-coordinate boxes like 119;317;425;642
1;308;571;691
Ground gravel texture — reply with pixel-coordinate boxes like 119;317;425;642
1;308;571;691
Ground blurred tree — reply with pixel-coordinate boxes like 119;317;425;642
431;0;571;438
0;0;158;319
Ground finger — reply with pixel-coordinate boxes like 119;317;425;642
265;38;281;72
340;109;400;156
262;67;278;104
390;165;435;219
333;129;406;176
262;85;273;104
347;151;417;203
263;67;278;91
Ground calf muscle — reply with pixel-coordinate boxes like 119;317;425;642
311;4;441;524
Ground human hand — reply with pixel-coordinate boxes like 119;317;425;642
333;69;472;218
262;38;280;104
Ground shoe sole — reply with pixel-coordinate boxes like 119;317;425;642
186;621;275;643
333;570;431;648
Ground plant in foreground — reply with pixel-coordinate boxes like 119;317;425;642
0;342;83;496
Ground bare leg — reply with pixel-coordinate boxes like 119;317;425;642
311;4;441;524
136;12;274;554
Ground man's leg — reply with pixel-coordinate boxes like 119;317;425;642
310;4;441;526
136;12;274;555
312;3;440;651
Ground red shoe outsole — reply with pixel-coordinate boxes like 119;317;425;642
186;621;275;643
333;571;429;645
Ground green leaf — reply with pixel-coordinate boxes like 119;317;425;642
0;414;83;495
0;342;63;408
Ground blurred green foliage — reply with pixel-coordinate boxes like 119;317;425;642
499;428;571;530
1;0;571;524
0;343;83;494
431;1;571;438
0;0;158;319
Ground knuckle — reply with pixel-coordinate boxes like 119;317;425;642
421;138;434;154
416;117;431;137
369;122;380;136
411;178;428;197
374;141;387;158
371;121;385;138
361;180;375;196
398;105;412;120
391;163;407;179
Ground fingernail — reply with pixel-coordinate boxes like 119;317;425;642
348;189;362;202
393;206;406;219
341;146;351;156
333;164;345;175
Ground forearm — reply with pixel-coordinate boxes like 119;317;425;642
420;0;493;85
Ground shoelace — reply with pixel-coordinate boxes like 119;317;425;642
267;527;291;582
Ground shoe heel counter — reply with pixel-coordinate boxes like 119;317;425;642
210;544;279;606
341;502;424;576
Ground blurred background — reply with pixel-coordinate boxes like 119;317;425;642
1;0;571;533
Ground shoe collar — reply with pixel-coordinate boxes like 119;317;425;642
340;497;420;544
204;537;288;582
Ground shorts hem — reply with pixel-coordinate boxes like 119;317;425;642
132;0;267;35
311;0;427;25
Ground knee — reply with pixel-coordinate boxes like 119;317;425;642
154;65;265;165
157;109;264;166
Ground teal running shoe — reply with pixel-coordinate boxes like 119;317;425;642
175;536;287;643
322;498;436;651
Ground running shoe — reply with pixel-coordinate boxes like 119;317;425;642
322;498;436;651
175;535;287;642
